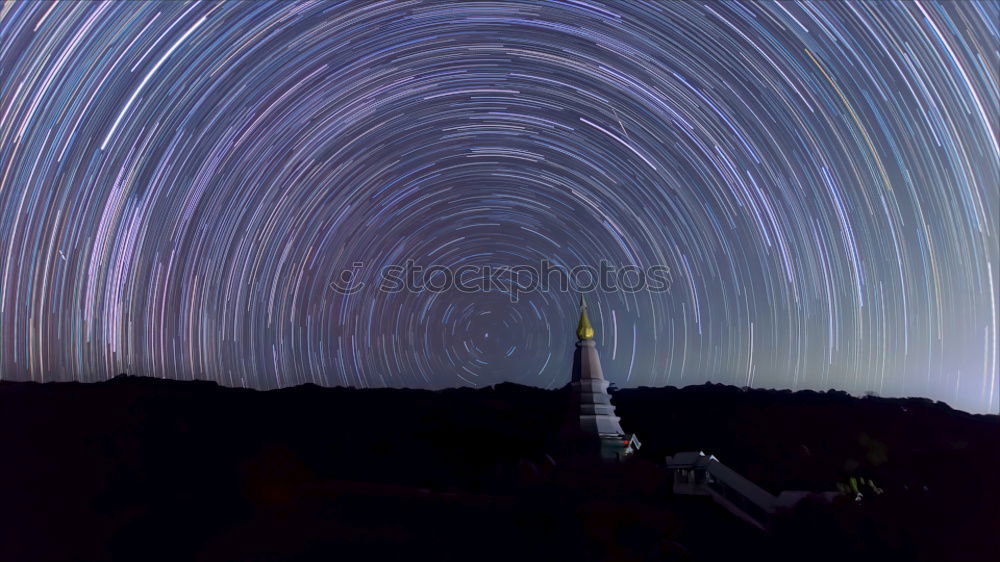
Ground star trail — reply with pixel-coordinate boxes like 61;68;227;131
0;1;996;412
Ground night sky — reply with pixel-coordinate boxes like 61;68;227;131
0;1;996;413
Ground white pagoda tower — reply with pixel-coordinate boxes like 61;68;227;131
561;296;640;461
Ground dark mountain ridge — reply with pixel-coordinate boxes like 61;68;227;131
1;376;997;561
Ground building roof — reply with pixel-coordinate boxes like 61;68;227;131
666;451;774;507
704;458;776;508
665;451;716;468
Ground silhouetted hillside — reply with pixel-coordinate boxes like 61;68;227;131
1;376;996;561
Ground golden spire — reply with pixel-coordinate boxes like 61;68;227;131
576;294;594;340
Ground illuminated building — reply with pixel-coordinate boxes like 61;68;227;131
561;296;640;461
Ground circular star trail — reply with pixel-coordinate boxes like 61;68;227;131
0;1;997;412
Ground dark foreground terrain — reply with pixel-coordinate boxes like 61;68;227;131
1;376;997;561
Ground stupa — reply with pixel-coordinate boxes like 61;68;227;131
561;295;640;461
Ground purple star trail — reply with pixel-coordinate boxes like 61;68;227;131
0;1;996;412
